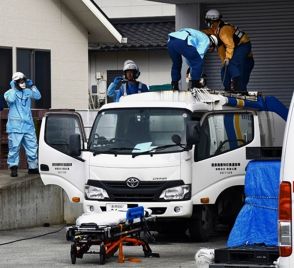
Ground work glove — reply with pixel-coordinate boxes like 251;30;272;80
10;80;16;89
224;58;230;67
26;79;34;88
113;76;123;84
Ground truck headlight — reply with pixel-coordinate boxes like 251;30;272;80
85;185;109;200
160;185;191;200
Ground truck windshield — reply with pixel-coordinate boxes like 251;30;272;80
88;108;191;155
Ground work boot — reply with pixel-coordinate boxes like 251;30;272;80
191;80;203;88
10;166;18;177
171;81;179;91
28;168;39;175
231;77;241;92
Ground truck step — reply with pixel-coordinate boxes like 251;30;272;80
214;246;278;266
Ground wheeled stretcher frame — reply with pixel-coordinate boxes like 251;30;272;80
67;207;160;265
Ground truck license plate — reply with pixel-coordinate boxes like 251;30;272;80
106;203;127;211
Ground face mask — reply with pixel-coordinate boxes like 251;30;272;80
18;82;26;89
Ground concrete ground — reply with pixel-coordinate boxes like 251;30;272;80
0;225;227;268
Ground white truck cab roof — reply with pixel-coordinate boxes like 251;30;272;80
102;91;227;112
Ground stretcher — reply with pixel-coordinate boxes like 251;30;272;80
66;206;160;265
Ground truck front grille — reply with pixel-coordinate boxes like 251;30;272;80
86;180;185;202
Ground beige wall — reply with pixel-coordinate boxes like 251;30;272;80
89;50;173;89
0;0;89;109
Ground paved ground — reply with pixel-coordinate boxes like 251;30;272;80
0;225;227;268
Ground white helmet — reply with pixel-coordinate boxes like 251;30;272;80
209;35;218;47
123;60;140;78
12;72;26;81
205;9;222;26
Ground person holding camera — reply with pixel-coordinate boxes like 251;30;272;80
4;72;41;177
107;60;148;102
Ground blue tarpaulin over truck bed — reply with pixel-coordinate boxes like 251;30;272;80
227;160;280;247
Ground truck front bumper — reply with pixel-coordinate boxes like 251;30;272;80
83;199;193;218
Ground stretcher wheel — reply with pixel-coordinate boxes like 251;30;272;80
99;244;106;265
71;244;77;264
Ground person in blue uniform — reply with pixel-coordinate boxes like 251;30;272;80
4;72;41;177
167;28;218;90
107;60;148;102
203;9;254;91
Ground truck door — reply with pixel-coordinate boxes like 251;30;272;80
39;112;87;203
192;110;260;201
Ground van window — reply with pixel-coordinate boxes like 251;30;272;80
196;112;254;161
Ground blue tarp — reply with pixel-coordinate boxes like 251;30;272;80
227;160;280;247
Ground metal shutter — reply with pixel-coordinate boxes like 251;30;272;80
201;1;294;106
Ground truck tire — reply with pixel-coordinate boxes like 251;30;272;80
188;205;215;242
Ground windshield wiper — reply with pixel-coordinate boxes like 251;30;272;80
132;144;187;158
93;147;139;156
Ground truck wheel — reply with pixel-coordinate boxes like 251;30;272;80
188;205;215;242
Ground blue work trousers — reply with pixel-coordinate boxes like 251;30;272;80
221;42;254;91
7;132;38;169
167;37;203;82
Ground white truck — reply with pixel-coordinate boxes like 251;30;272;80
39;90;286;241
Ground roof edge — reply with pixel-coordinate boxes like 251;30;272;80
82;0;125;43
110;16;175;24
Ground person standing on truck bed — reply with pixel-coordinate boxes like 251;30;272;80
202;9;254;92
167;28;218;91
107;60;149;102
4;72;41;177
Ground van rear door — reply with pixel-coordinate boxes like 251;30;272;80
39;111;87;203
279;93;294;267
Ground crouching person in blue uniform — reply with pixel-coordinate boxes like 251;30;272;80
4;72;41;177
167;28;218;90
107;60;148;102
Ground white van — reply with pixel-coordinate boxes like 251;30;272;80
278;93;294;267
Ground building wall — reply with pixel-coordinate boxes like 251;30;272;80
89;50;172;90
0;0;89;109
93;0;175;18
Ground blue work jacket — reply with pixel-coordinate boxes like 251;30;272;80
4;86;41;133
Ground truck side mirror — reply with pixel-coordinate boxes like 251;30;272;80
172;134;182;145
186;121;200;147
69;134;81;157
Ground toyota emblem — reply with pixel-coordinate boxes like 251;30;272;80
126;177;140;188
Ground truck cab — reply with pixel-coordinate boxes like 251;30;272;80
39;90;286;241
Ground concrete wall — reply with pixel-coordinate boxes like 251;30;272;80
0;176;64;230
0;0;89;109
89;50;172;90
0;173;84;230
